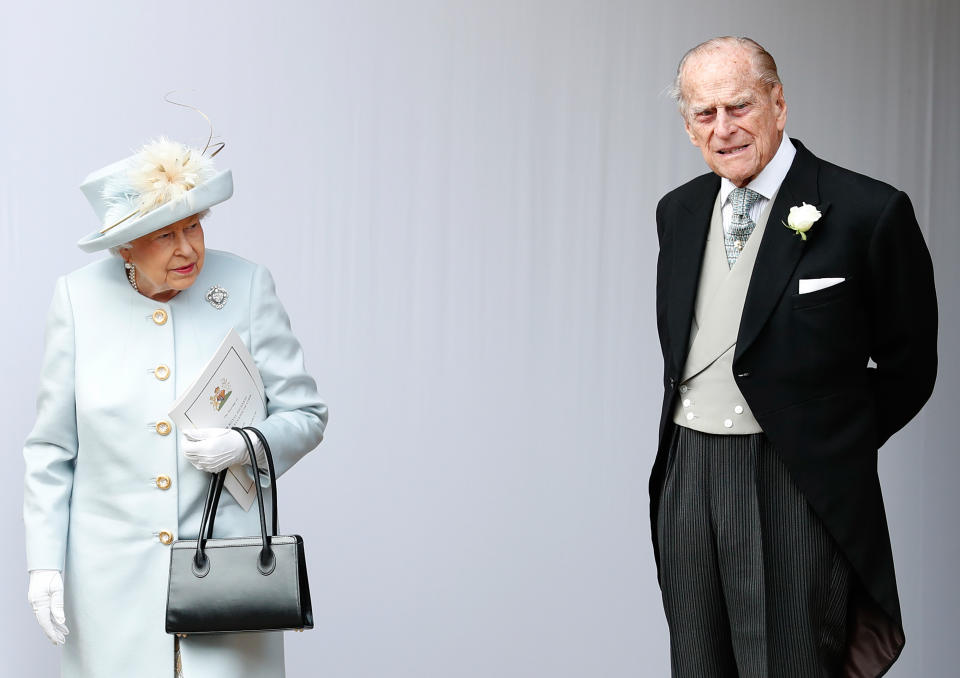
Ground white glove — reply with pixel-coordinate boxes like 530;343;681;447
28;569;69;645
182;428;268;474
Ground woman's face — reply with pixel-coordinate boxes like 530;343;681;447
122;213;205;301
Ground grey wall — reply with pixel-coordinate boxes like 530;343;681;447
1;0;957;675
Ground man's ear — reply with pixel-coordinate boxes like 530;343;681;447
773;84;787;131
684;119;698;146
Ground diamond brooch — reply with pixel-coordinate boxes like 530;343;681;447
205;285;229;310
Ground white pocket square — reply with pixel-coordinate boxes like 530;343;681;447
799;277;845;294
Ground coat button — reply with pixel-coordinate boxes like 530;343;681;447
154;364;170;381
734;405;744;414
685;412;695;421
723;419;733;428
682;399;692;407
158;531;174;545
679;385;689;394
155;421;172;436
152;309;168;325
156;475;172;490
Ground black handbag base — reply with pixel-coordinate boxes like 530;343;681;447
166;535;313;634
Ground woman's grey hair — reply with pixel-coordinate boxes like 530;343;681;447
107;209;210;257
108;242;132;257
669;36;782;116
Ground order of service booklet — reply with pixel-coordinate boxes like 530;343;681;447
169;328;266;511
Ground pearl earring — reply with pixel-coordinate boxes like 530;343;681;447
124;262;138;291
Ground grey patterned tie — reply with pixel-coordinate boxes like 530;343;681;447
725;187;763;268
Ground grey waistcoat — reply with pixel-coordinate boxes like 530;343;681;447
673;189;779;434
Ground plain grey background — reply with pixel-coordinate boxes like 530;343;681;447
2;0;957;675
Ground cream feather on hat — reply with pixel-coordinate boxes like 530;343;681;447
77;138;233;253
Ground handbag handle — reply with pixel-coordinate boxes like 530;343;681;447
243;427;279;534
203;427;279;535
194;468;226;571
192;427;277;576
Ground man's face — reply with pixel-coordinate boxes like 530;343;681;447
681;47;786;187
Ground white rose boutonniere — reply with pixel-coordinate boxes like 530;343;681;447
783;202;822;240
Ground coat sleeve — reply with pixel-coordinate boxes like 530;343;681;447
248;264;328;480
655;195;671;366
23;277;79;571
866;190;938;447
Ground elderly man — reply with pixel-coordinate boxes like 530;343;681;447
650;37;937;677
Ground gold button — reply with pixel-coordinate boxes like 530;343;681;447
158;531;174;545
155;421;172;436
155;364;170;381
152;309;168;325
156;475;172;490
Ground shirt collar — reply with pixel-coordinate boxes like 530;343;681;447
719;134;796;205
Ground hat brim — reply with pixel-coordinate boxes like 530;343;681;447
76;169;233;253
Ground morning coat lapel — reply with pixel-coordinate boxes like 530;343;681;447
667;174;720;376
734;140;822;362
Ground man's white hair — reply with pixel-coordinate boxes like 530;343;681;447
670;36;782;116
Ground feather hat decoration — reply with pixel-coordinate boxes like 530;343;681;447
77;138;233;253
101;138;217;228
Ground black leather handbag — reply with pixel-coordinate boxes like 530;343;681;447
165;427;314;634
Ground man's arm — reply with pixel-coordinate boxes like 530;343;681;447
655;196;671;367
865;190;938;446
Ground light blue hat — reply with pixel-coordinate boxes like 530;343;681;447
77;138;233;253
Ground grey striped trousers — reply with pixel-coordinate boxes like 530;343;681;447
657;427;851;678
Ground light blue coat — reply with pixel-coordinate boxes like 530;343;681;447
23;250;328;678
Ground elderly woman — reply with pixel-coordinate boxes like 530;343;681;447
23;138;327;677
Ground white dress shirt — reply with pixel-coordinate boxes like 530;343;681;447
719;134;796;235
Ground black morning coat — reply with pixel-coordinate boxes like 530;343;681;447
651;140;938;677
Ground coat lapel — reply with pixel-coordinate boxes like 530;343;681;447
734;140;821;362
667;175;719;376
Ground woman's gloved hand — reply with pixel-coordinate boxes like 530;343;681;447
182;428;267;474
28;569;69;645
